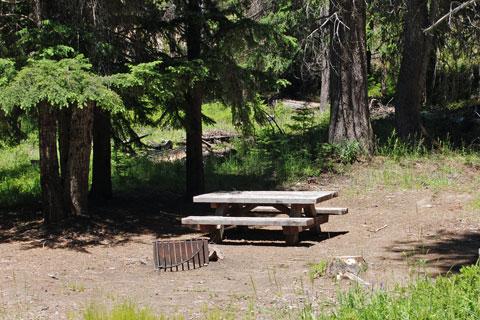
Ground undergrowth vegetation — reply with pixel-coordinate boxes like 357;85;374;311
0;133;40;208
1;102;480;208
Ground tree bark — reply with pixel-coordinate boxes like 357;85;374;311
90;107;112;200
58;107;72;211
328;0;374;155
425;48;437;105
319;3;330;109
185;0;205;200
394;0;435;139
38;101;65;223
381;54;388;96
66;102;94;215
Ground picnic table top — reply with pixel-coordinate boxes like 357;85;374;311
193;190;338;205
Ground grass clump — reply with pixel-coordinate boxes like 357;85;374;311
468;197;480;211
308;260;328;284
82;300;177;320
313;263;480;320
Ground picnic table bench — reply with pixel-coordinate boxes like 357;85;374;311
182;191;347;245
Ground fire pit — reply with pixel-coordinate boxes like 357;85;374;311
153;238;209;272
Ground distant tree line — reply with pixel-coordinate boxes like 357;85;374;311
0;0;478;224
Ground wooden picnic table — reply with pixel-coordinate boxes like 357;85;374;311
184;190;341;245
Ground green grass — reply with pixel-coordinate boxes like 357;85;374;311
347;156;470;193
468;197;480;211
136;102;242;147
111;152;186;192
78;263;480;319
0;134;40;208
111;104;335;192
82;299;178;320
2;101;480;207
314;263;480;320
308;260;328;284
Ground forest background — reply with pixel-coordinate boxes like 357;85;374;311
0;0;479;225
1;1;480;318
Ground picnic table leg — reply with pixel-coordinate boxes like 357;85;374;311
283;204;302;245
283;226;299;245
229;204;255;232
304;204;328;233
205;203;228;243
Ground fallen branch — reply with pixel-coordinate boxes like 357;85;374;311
424;0;479;34
375;224;388;232
122;134;150;145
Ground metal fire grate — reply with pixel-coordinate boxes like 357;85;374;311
153;238;209;272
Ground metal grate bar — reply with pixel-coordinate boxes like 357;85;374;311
153;238;209;272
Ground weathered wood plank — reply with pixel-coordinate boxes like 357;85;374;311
193;191;338;204
251;206;348;215
182;216;314;227
315;207;348;215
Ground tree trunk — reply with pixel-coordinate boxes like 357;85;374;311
381;54;388;96
185;0;205;200
394;0;435;139
328;0;374;155
90;107;112;200
58;107;72;211
66;102;94;215
319;3;330;109
425;48;437;105
38;101;65;223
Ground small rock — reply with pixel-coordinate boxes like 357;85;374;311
208;245;224;261
327;256;367;277
47;274;59;280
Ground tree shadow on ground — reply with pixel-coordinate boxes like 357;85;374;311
218;228;348;247
0;189;212;252
387;229;480;274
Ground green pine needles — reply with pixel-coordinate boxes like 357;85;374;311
0;55;124;114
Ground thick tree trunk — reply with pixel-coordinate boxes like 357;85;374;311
185;0;205;200
38;101;65;223
394;0;435;139
90;107;112;200
185;87;205;199
66;102;94;215
58;107;72;211
328;0;374;155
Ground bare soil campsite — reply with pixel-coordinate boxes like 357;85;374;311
1;1;480;318
1;158;479;319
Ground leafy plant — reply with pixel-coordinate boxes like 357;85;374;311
333;141;361;164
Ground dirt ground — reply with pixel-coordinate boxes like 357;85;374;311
1;164;480;319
